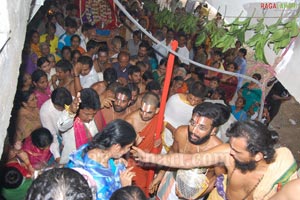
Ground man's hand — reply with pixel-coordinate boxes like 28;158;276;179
131;146;150;163
74;62;83;76
70;92;81;114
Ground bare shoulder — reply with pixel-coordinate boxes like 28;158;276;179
269;179;300;200
125;110;139;122
173;125;188;141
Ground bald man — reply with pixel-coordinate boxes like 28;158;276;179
125;92;161;196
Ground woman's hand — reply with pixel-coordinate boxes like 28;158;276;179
120;166;135;186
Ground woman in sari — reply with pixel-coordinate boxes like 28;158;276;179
219;62;238;103
67;119;137;200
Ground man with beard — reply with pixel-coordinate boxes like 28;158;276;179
101;86;132;123
132;120;298;200
125;92;161;196
93;46;112;78
128;65;146;94
150;102;229;199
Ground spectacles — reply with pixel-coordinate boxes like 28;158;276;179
189;119;212;132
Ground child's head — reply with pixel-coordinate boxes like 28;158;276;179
209;77;220;90
71;34;81;49
64;17;77;35
61;46;72;61
235;96;246;108
31;128;53;149
47;54;56;69
211;88;226;101
22;73;32;90
226;62;238;72
171;76;184;91
37;57;51;74
32;69;48;90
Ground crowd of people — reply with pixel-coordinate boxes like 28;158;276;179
0;0;296;199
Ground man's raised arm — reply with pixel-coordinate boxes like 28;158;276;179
132;143;231;169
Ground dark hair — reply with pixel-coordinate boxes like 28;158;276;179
237;96;246;106
71;34;81;43
103;68;118;85
26;168;92;200
115;87;132;100
188;81;207;98
127;83;140;94
210;76;220;84
62;46;72;55
78;56;93;69
79;88;101;110
142;70;154;82
64;17;77;28
110;186;147;200
213;88;226;101
132;30;141;38
227;62;238;71
31;69;47;83
226;120;279;163
37;57;49;68
45;22;56;31
71;50;82;60
128;65;141;76
55;59;73;72
193;102;230;127
86;40;99;51
136;61;146;69
81;23;94;33
192;67;205;81
146;80;161;91
51;87;72;107
252;73;262;81
31;127;53;148
159;58;167;66
86;119;136;151
239;48;247;57
98;46;109;54
139;41;149;50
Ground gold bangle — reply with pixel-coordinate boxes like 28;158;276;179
64;104;76;117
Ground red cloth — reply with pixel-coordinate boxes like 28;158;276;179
22;137;51;169
219;76;238;103
74;110;106;149
128;115;161;195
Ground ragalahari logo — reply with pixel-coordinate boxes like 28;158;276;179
261;2;299;9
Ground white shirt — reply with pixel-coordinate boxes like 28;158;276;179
57;110;99;164
55;23;65;38
153;39;169;63
40;99;62;159
80;67;99;88
177;46;190;65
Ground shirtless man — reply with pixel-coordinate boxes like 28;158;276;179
52;59;75;96
93;46;112;74
101;86;132;123
133;120;298;200
151;102;229;199
125;92;161;196
162;81;207;153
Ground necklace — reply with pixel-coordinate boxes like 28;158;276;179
226;168;264;200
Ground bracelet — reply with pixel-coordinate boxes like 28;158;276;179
64;104;76;117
